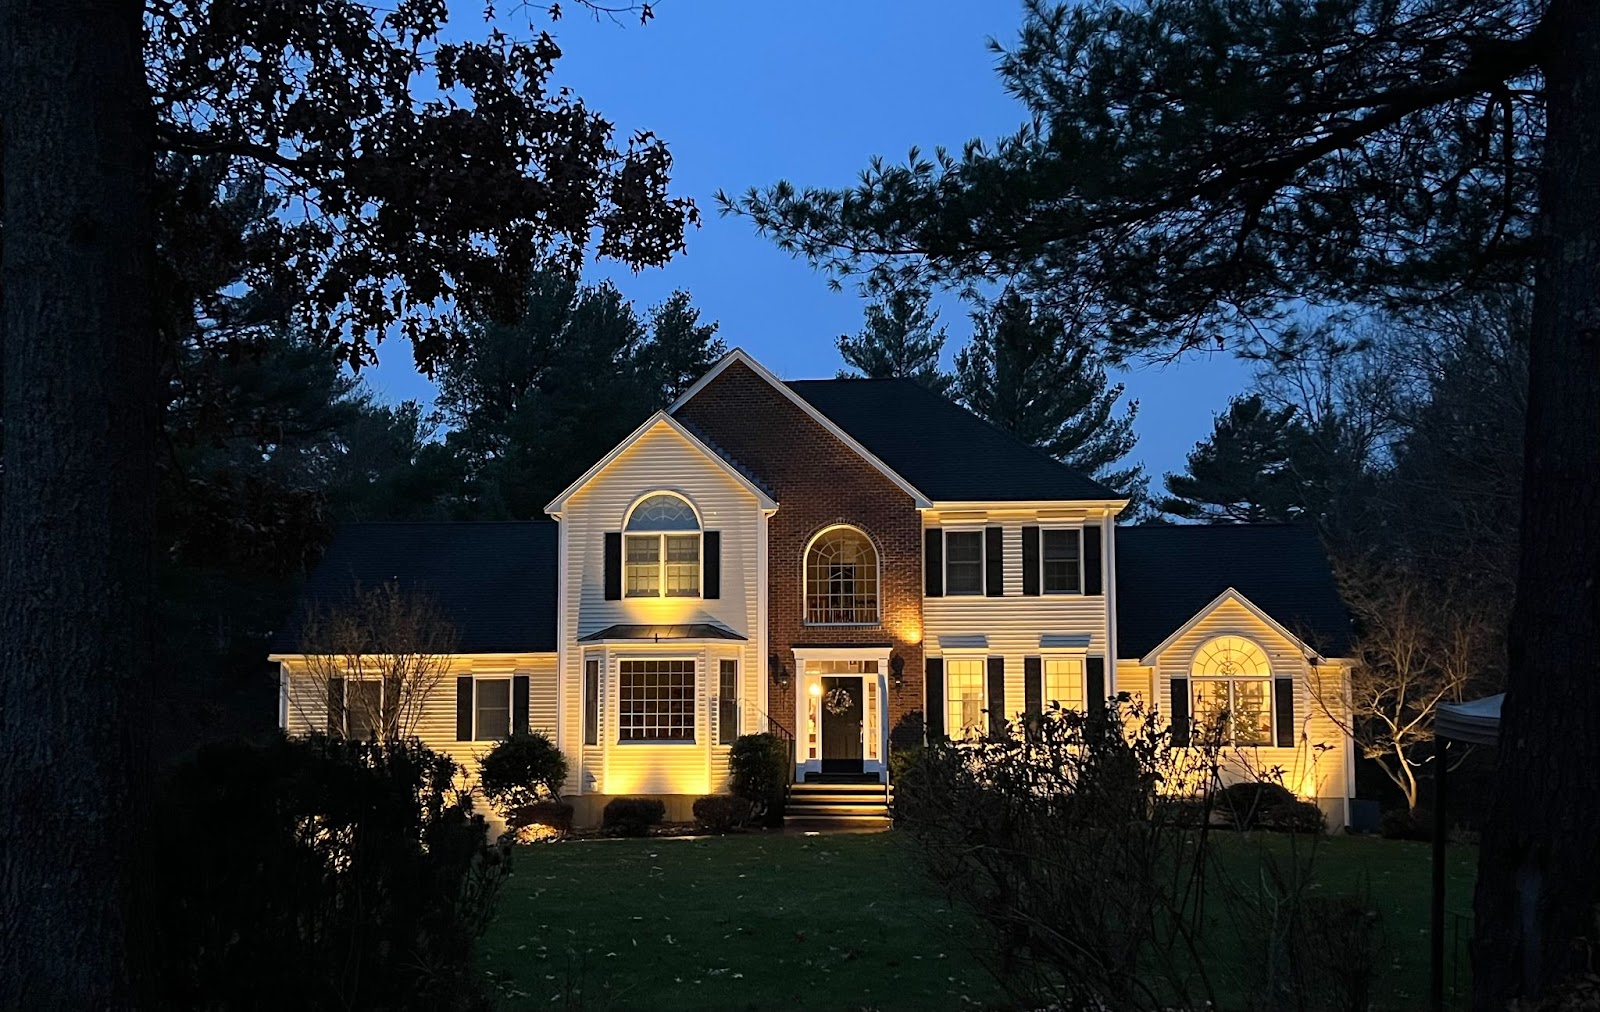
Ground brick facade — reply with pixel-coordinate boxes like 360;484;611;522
675;360;926;746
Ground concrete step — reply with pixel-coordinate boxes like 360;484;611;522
786;801;891;816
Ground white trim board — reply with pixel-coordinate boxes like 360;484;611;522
668;348;933;509
544;409;779;516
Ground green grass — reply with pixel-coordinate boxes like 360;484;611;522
480;832;1478;1011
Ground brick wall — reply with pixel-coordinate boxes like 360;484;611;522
675;360;926;746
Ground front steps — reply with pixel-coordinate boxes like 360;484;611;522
786;777;892;830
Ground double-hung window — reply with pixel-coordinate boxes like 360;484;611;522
1041;528;1083;594
618;659;696;742
1043;657;1085;711
474;677;512;741
944;531;985;595
1190;636;1273;745
343;680;383;740
946;658;986;739
624;493;701;598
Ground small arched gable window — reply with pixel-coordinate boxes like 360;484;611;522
1190;635;1273;745
804;525;879;625
623;493;701;597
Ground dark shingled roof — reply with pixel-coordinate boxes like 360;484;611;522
578;623;746;642
1114;523;1352;659
786;378;1122;502
271;521;558;655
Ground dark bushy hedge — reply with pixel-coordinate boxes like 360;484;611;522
1219;781;1326;834
1380;806;1434;841
478;732;568;817
508;800;575;841
136;733;508;1011
729;732;790;827
602;797;666;837
692;794;752;834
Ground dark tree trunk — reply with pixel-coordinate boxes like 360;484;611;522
0;0;155;1005
1473;1;1600;1005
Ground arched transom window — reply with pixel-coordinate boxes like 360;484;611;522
1190;636;1273;745
624;493;701;598
805;526;879;625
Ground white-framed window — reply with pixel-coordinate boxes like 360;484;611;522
946;658;986;739
343;680;383;740
1191;636;1273;746
1041;527;1083;594
805;525;879;624
474;676;512;741
624;493;701;598
1044;656;1085;711
618;658;696;742
944;530;985;596
583;657;600;747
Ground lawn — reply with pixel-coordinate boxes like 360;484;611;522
479;831;1478;1011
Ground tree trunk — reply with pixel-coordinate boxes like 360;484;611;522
0;0;155;1005
1472;1;1600;1004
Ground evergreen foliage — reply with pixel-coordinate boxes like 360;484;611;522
836;286;952;393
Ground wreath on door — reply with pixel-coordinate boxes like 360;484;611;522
823;686;855;716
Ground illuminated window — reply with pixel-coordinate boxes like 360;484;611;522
1044;657;1084;711
946;658;986;739
624;493;700;598
1190;636;1272;745
944;531;984;595
805;526;879;624
618;659;696;742
1041;529;1082;594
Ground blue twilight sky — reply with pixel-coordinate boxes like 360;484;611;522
362;0;1255;485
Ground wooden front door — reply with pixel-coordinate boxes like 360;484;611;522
819;676;864;773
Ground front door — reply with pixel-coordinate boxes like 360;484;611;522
819;676;864;773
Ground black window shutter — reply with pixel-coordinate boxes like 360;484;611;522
326;677;345;736
1170;677;1190;746
987;656;1006;736
455;675;475;741
1024;656;1043;717
1021;526;1041;596
1087;657;1106;716
985;526;1005;596
1083;522;1103;595
1275;677;1296;748
703;531;721;599
924;528;944;597
924;658;945;742
603;532;622;600
513;675;530;735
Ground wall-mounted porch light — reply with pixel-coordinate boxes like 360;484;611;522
890;651;905;691
770;653;790;691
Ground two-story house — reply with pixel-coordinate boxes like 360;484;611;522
272;350;1356;827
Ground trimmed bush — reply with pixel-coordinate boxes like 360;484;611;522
136;733;507;1011
507;800;575;842
1380;805;1434;841
692;794;752;834
729;732;790;827
478;732;568;817
602;797;666;837
1219;781;1325;833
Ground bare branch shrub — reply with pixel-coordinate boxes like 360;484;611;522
1315;562;1496;811
293;581;459;742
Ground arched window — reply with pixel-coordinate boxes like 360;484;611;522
624;493;701;598
804;526;879;625
1190;636;1273;745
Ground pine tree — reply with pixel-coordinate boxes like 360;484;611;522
1158;395;1315;523
953;290;1146;504
836;287;952;393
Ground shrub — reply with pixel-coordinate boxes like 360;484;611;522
729;732;790;827
1380;805;1434;841
692;794;752;834
507;800;575;842
135;733;507;1011
602;797;666;837
1219;781;1325;833
889;746;925;783
477;732;568;817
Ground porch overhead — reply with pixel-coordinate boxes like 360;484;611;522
578;622;746;643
